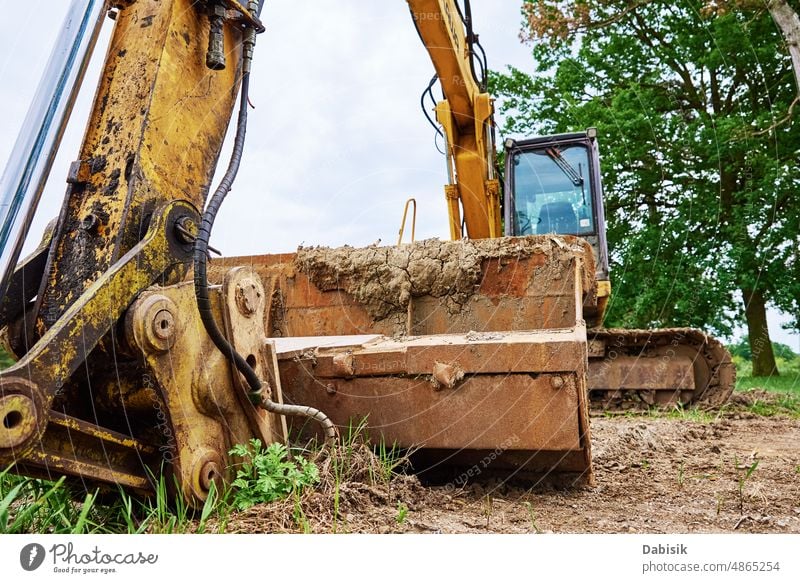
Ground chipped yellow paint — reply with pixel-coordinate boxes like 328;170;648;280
36;0;243;333
128;281;262;507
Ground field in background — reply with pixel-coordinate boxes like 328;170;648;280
732;340;800;396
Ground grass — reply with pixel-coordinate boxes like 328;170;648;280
0;416;414;534
314;417;411;532
636;360;800;422
395;501;408;525
0;442;320;534
735;374;799;395
732;359;800;418
0;467;121;534
734;456;760;514
661;407;721;423
0;465;231;534
732;352;800;395
523;501;541;534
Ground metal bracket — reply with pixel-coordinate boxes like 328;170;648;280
0;200;199;489
220;0;265;33
221;266;288;444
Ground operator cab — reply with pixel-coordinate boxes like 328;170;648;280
504;129;610;280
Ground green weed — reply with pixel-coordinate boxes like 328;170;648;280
523;501;541;534
228;439;319;511
734;456;759;514
292;491;311;533
662;406;720;424
395;501;408;525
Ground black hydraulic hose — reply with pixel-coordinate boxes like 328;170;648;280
193;73;337;445
461;0;483;90
475;39;488;91
421;74;443;138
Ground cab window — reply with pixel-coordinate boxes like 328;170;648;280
512;144;595;236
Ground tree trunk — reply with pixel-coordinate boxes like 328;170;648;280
768;0;800;94
742;288;780;377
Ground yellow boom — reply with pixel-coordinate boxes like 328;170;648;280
407;0;501;240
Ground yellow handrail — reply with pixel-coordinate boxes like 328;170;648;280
397;198;417;246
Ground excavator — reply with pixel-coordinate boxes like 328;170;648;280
0;0;733;506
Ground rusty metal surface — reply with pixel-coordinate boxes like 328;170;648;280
0;221;54;333
277;329;593;484
262;241;596;484
211;239;732;411
126;279;261;505
0;202;196;407
208;236;597;338
11;410;156;492
588;328;735;408
306;330;589;377
589;355;696;391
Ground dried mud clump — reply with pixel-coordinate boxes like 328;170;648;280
295;236;589;320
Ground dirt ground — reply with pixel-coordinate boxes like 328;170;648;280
225;392;800;534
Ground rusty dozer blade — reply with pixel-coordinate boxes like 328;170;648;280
209;236;598;485
277;330;593;485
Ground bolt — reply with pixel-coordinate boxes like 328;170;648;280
325;383;337;395
175;216;198;244
199;459;222;492
152;309;175;341
81;214;99;233
235;278;261;317
551;375;564;389
127;294;179;355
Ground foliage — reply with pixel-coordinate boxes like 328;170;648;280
228;439;319;511
729;337;798;360
491;1;800;375
395;501;408;525
0;348;14;370
732;338;800;389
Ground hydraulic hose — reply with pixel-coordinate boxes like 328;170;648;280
192;10;337;446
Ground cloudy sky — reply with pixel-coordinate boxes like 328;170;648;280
0;1;796;349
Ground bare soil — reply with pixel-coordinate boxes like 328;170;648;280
225;393;800;534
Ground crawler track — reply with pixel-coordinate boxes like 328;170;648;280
588;327;735;409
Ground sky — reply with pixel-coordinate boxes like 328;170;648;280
0;0;796;351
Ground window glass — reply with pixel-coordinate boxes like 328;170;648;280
512;144;595;236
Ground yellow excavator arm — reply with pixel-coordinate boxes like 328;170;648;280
407;0;501;240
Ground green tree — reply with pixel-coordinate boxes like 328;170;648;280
492;0;800;376
729;337;798;360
